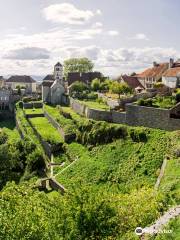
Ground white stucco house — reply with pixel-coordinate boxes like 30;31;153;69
5;75;36;93
162;59;180;89
42;62;65;105
136;62;169;89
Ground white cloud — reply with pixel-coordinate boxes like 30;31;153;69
132;33;149;41
96;9;102;15
107;30;119;36
42;3;101;25
4;47;50;60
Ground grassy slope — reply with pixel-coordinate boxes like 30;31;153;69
56;129;169;194
30;117;63;144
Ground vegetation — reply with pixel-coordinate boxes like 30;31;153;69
29;117;63;146
25;108;44;115
0;102;178;239
110;81;132;99
137;96;177;109
64;57;94;78
80;99;109;110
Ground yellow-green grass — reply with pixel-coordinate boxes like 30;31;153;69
80;100;110;110
29;117;63;145
25;108;44;115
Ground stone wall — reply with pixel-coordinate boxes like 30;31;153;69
23;103;33;109
70;98;180;131
125;104;180;131
44;110;76;143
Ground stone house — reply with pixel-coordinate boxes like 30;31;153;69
136;62;169;89
0;88;11;109
42;62;65;104
162;59;180;89
5;75;36;94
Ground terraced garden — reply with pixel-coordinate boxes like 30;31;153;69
29;117;63;145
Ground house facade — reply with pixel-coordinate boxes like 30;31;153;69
42;62;65;104
136;62;169;89
162;59;180;89
0;88;11;109
5;76;36;93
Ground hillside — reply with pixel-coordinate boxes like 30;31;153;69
0;105;179;239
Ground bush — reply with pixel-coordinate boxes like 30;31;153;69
129;128;147;142
57;106;72;119
18;101;23;109
87;92;98;100
0;131;8;145
77;121;128;145
26;149;45;174
175;92;180;103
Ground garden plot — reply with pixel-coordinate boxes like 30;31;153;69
29;117;64;146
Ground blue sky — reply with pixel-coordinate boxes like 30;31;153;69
0;0;180;77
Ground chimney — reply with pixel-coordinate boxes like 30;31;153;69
169;58;174;68
153;61;158;67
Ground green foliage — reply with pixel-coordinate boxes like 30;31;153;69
0;181;167;240
175;92;180;103
137;96;177;109
91;78;101;91
18;101;23;109
77;121;128;146
110;81;132;99
129;128;148;142
64;57;94;78
0;130;8;144
30;117;64;146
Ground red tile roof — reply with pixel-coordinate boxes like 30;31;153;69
163;67;180;77
121;75;144;89
136;63;169;78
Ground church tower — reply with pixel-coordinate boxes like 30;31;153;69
54;62;63;85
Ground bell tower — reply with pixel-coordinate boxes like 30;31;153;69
54;62;63;85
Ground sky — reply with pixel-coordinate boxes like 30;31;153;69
1;0;180;78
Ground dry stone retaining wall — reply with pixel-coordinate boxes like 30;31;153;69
70;98;180;131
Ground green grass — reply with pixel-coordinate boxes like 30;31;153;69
80;100;110;110
44;105;78;135
0;119;20;141
56;129;169;194
25;108;44;115
30;117;63;145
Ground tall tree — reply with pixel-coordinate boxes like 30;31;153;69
64;58;94;78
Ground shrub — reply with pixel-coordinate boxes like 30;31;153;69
0;131;8;145
18;101;23;109
175;92;180;103
129;128;147;142
77;121;128;145
87;92;98;100
26;149;45;174
57;106;72;119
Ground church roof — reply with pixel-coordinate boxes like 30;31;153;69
55;62;62;67
6;75;36;83
43;74;54;81
42;81;54;87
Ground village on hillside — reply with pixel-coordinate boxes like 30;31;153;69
0;57;180;131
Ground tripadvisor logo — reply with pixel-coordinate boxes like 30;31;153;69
135;227;143;236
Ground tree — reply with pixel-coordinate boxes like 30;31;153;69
64;58;94;78
110;82;131;99
91;78;101;91
70;81;87;94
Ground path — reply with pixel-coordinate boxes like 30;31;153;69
141;205;180;237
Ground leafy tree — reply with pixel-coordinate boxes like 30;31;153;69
70;81;87;94
64;57;94;78
91;78;101;91
110;81;131;99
